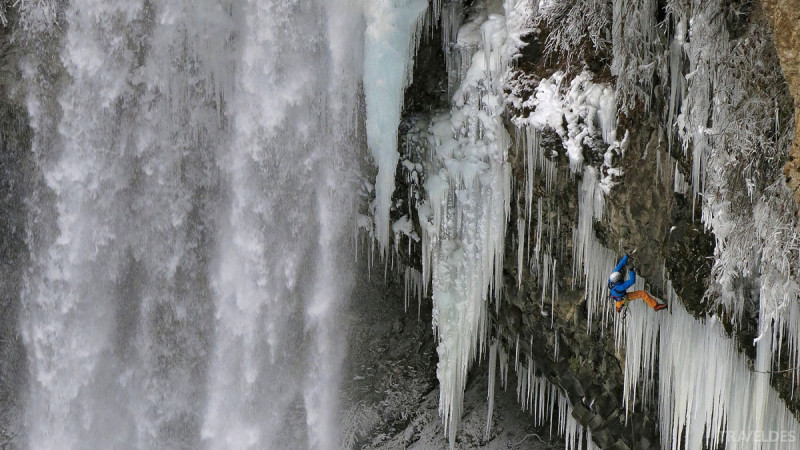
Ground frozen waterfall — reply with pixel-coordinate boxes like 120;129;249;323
7;0;800;448
17;1;363;448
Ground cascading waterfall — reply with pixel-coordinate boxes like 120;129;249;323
202;2;361;448
9;0;800;448
17;1;362;448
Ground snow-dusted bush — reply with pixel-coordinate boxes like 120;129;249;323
536;0;612;68
665;0;800;382
610;0;664;113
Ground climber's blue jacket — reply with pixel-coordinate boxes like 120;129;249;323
609;254;635;299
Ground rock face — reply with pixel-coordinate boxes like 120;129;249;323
762;0;800;210
0;9;31;447
491;119;699;449
382;1;799;448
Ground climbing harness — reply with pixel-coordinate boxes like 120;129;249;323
608;284;629;322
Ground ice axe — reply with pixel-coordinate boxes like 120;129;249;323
627;248;637;268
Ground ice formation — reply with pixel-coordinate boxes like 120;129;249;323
501;2;800;443
409;1;534;444
363;0;429;250
666;0;800;387
404;266;424;318
621;286;800;450
511;71;618;173
564;166;800;450
488;340;600;450
508;67;622;331
565;149;800;450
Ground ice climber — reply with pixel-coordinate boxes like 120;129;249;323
608;254;667;313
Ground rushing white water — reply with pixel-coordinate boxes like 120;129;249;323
202;2;361;448
18;1;363;449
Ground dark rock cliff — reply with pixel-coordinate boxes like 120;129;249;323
0;8;32;447
380;1;799;448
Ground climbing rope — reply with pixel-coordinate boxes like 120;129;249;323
752;366;800;375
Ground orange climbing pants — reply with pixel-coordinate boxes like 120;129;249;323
615;290;660;311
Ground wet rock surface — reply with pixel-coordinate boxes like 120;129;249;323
341;263;563;449
381;2;798;446
340;264;438;448
0;9;31;447
761;0;800;211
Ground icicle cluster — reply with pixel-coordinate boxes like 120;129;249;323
488;340;600;450
421;30;512;450
551;150;800;449
404;266;424;318
665;0;800;382
622;284;800;449
505;63;624;336
411;1;535;445
499;1;800;447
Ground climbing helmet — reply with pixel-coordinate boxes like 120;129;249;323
609;271;622;284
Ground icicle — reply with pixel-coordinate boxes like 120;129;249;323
667;16;687;149
363;0;429;250
499;343;509;389
553;328;559;360
534;197;544;274
404;266;424;317
541;252;550;307
486;339;497;437
618;282;800;450
517;216;525;287
551;257;557;327
420;5;533;444
525;127;538;223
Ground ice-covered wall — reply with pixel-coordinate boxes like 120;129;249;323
407;1;537;444
388;0;800;447
665;0;800;387
624;290;800;449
